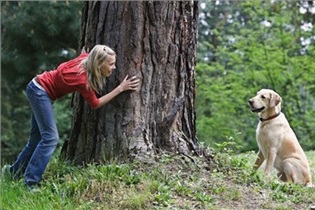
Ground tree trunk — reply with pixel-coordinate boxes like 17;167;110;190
61;1;199;164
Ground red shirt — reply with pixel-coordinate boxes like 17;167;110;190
36;53;99;108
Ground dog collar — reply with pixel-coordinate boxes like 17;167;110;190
259;112;281;122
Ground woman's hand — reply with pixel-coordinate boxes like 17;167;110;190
96;75;140;108
118;75;140;92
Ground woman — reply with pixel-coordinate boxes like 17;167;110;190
2;45;140;189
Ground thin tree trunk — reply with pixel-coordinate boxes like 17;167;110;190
61;1;199;164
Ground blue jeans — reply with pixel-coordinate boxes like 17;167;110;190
10;79;59;186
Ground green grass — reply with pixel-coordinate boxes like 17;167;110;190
1;149;315;210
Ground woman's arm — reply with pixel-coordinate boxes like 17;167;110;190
95;75;139;109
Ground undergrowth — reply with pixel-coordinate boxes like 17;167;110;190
1;144;315;210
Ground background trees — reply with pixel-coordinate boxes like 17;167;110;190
196;0;315;152
1;1;83;162
1;0;314;163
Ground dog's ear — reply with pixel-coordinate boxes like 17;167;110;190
269;92;282;107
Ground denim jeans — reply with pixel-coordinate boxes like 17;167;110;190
10;79;59;186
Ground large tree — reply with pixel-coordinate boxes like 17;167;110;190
61;1;200;164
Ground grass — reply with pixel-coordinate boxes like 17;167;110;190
1;148;315;210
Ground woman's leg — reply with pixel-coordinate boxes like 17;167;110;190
23;80;59;186
10;113;41;179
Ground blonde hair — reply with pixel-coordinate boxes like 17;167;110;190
80;45;116;94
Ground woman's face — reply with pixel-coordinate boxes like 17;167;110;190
101;55;116;77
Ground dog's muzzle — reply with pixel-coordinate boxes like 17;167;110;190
250;106;265;113
248;99;265;112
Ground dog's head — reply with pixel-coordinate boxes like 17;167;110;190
248;89;282;113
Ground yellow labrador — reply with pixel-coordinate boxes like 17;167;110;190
249;89;312;187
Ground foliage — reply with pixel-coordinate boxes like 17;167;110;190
196;0;315;151
1;148;315;209
1;1;83;162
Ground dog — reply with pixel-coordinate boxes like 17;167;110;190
248;89;312;187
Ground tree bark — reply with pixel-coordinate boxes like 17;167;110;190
61;1;199;164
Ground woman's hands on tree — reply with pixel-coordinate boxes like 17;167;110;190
118;75;140;92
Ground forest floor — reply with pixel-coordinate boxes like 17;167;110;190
1;150;315;210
